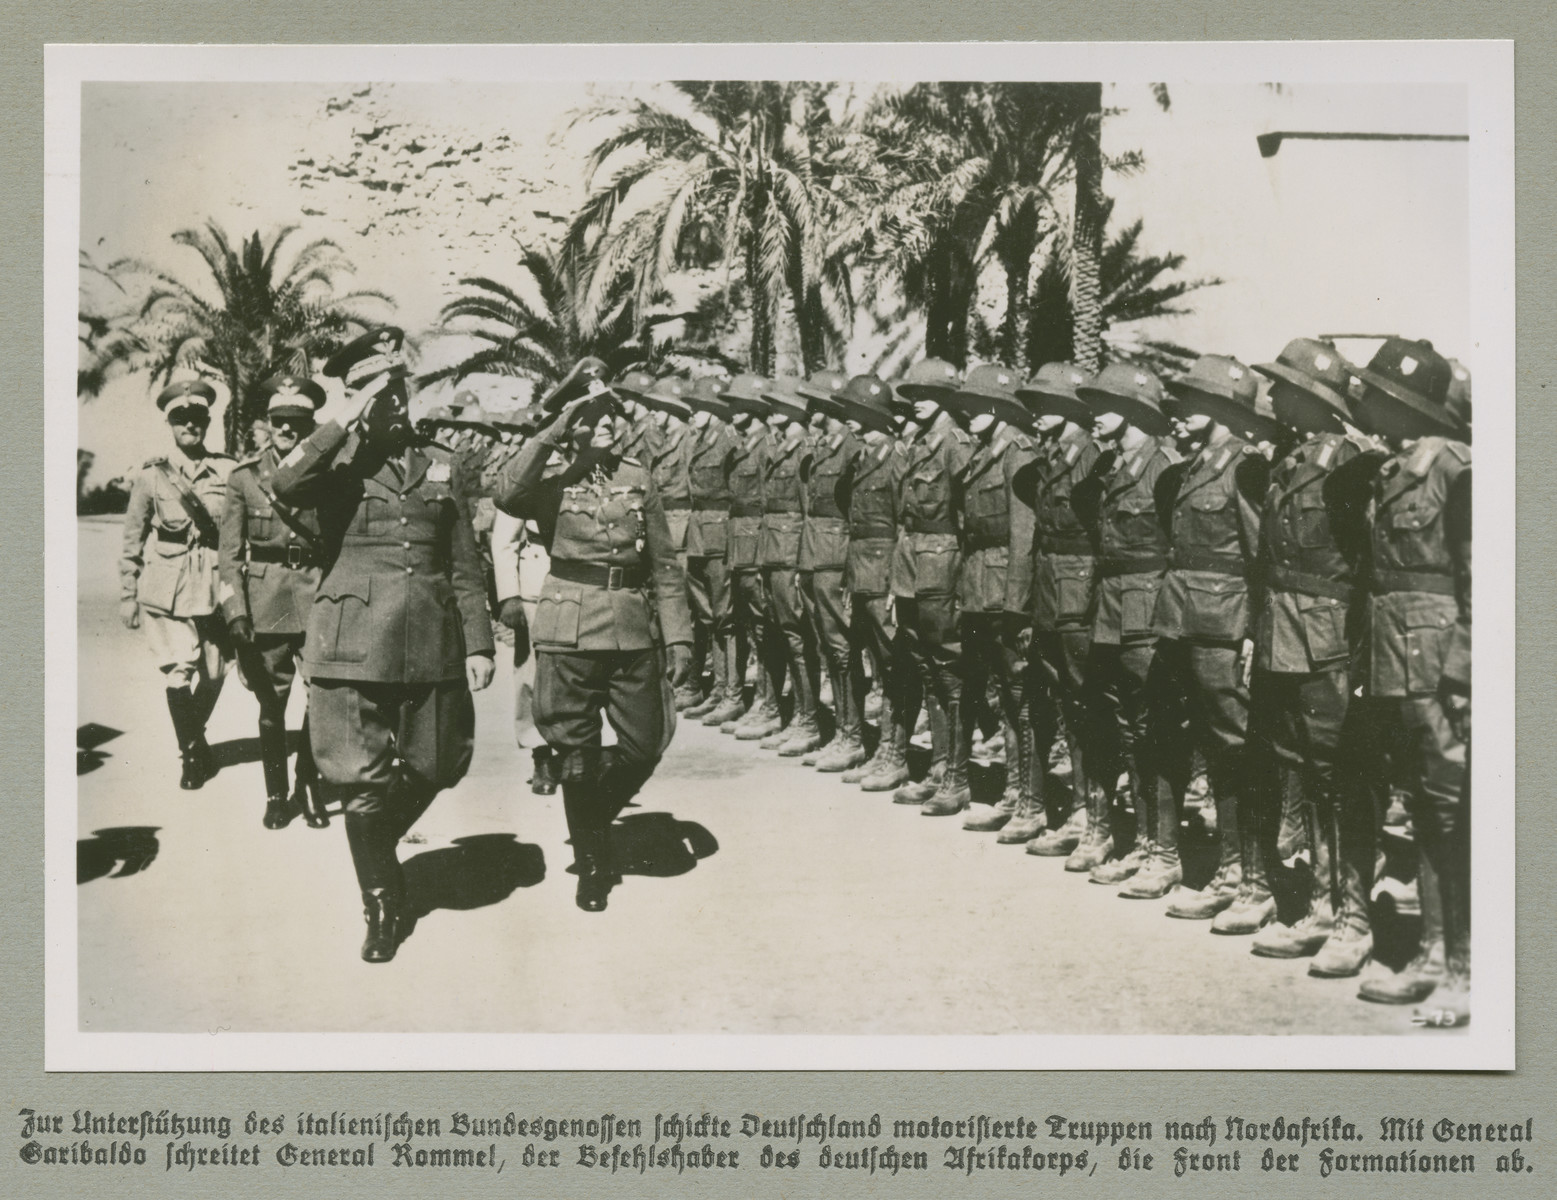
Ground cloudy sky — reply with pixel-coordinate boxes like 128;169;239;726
78;79;1468;479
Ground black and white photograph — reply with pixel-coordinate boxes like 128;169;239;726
46;41;1513;1070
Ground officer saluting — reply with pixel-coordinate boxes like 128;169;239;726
119;379;235;789
494;364;694;912
218;371;329;830
270;327;496;963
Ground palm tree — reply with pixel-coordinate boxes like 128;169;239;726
80;222;392;452
564;82;860;376
854;82;1086;367
1026;209;1220;375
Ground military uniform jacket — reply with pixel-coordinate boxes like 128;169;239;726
649;420;693;512
120;451;234;617
1152;430;1266;643
1254;431;1372;673
1086;434;1178;645
800;425;860;571
1364;436;1471;697
760;429;810;568
1025;424;1102;632
686;419;739;558
217;447;323;636
842;434;902;596
894;411;975;597
269;422;495;684
727;424;769;570
958;426;1037;615
495;434;694;651
620;414;661;465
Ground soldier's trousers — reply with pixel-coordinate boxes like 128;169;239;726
1088;638;1190;840
686;554;733;637
1156;638;1247;855
730;566;769;698
848;593;894;730
1028;627;1096;814
143;609;229;701
802;568;852;729
763;565;819;715
309;678;475;815
236;632;316;796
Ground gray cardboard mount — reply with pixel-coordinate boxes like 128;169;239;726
7;3;1551;1198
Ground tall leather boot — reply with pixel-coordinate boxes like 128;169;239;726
734;661;782;739
1253;776;1336;953
1090;763;1153;884
705;634;748;725
1030;719;1086;854
1121;755;1186;898
1065;776;1114;872
895;692;947;804
1360;845;1445;1004
776;652;823;756
966;712;1020;831
257;708;295;829
816;663;866;772
1212;753;1276;934
530;746;559;795
859;694;911;792
921;675;971;816
685;633;723;718
345;811;404;963
292;714;328;828
844;684;889;783
1414;838;1468;1026
997;717;1046;843
562;778;611;912
165;687;209;790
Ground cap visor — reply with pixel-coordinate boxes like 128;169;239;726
1163;385;1262;440
1253;361;1352;420
1076;386;1172;437
839;399;897;434
1354;385;1459;441
895;381;958;403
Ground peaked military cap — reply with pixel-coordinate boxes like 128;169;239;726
1016;362;1092;426
1352;337;1459;439
322;326;408;386
795;369;851;420
156;378;217;413
1166;354;1262;440
260;371;324;417
1076;362;1173;437
718;372;772;419
539;357;613;413
1253;338;1355;434
950;362;1031;430
835;374;897;435
689;373;735;419
760;376;810;422
895;357;962;403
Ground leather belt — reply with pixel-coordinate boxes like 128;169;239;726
661;500;692;511
1267;563;1351;601
1040;537;1093;555
247;544;318;569
850;524;895;540
691;498;731;511
549;559;649;590
1098;554;1167;578
906;519;957;535
965;531;1010;552
764;504;802;515
1170;547;1246;576
730;503;764;518
1370;568;1456;597
155;527;195;545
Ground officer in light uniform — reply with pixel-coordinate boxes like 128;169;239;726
218;371;329;829
717;374;777;735
271;327;495;963
644;375;699;708
494;375;694;912
119;379;235;789
682;375;742;724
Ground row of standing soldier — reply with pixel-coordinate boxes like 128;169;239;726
118;329;1470;1028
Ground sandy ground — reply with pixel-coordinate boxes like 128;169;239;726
75;516;1433;1037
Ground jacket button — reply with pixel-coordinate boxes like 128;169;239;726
405;566;414;576
403;541;412;549
400;517;408;525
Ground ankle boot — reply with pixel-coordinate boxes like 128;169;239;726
860;697;911;791
1166;859;1243;919
685;638;723;718
967;714;1019;831
1029;802;1084;854
1359;849;1445;1004
1090;767;1152;883
359;888;402;962
1309;788;1375;976
816;668;866;771
921;688;971;816
1064;782;1115;871
1211;753;1276;933
530;747;559;796
1411;827;1468;1025
705;637;748;725
997;721;1046;843
843;691;888;783
895;696;946;802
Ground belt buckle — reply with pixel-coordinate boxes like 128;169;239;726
607;565;624;589
286;544;304;569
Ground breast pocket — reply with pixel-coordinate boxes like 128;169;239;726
1298;594;1348;664
1386;504;1442;569
1114;493;1159;545
1182;574;1248;641
1399;594;1455;692
314;576;371;662
531;578;584;649
1049;558;1096;624
248;503;275;540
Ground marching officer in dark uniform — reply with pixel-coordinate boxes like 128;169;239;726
1342;338;1471;1026
1073;364;1187;885
494;369;694;912
947;366;1040;836
270;327;495;963
757;377;821;754
682;375;741;723
217;371;329;830
893;359;977;814
119;379;234;789
1014;363;1104;863
797;369;865;771
1235;340;1379;977
1142;357;1272;905
836;375;910;791
717;374;777;734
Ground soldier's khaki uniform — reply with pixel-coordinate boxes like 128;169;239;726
728;423;777;732
685;418;739;708
760;429;817;738
218;446;324;814
800;424;861;747
842;433;904;781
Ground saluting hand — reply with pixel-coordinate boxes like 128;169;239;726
119;600;140;631
316;373;388;430
466;653;495;693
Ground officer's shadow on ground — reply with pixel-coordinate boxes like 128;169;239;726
77;723;123;775
78;827;160;883
402;834;547;923
608;812;719;878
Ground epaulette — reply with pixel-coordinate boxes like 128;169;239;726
142;456;169;469
622;455;642;467
210;450;235;460
1063;442;1081;466
1405;437;1443;477
1444;440;1471;465
951;425;973;444
1159;443;1184;464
